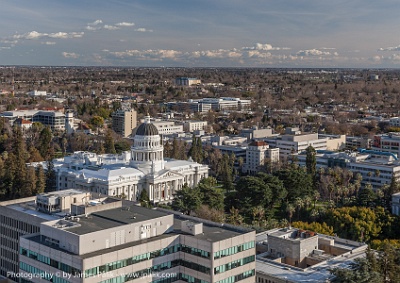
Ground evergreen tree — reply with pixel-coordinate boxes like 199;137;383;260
219;153;234;192
24;166;36;197
197;177;224;211
45;158;57;192
38;126;52;159
104;129;116;154
194;137;204;163
11;126;28;198
163;140;172;158
305;145;317;188
35;165;46;194
139;189;151;208
172;137;180;159
172;184;202;215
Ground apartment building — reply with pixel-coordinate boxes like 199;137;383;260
112;109;137;137
15;200;255;283
256;227;367;283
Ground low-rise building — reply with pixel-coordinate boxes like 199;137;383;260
240;126;274;142
0;109;70;132
346;136;372;149
297;149;400;189
265;128;327;158
151;120;184;135
183;120;208;132
27;90;47;96
392;192;400;215
256;227;368;283
372;132;400;157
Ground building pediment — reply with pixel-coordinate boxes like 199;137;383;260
149;170;184;182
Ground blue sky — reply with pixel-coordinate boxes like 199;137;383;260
1;0;400;67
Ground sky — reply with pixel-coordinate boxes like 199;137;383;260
1;0;400;68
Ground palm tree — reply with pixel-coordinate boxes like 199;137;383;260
286;203;295;225
313;190;320;209
294;197;304;220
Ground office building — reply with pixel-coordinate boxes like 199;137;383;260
112;109;137;137
239;127;274;142
264;128;327;158
0;189;92;281
14;198;255;283
151;121;184;136
243;141;279;175
297;149;400;189
175;77;201;86
372;132;400;157
0;110;69;132
346;136;372;149
392;192;400;215
183;121;208;133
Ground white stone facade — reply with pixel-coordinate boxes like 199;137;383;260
54;116;209;203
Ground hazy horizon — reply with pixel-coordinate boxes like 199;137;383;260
1;1;400;68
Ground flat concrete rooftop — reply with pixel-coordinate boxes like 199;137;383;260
63;205;170;235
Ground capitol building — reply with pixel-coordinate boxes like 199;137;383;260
53;116;209;203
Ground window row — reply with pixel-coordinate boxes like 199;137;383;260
20;248;81;275
85;244;211;278
214;241;255;259
99;262;209;283
19;262;70;283
214;255;255;274
216;269;255;283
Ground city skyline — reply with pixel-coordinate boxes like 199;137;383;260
1;0;400;68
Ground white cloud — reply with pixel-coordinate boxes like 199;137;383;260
88;20;103;26
247;50;272;58
116;22;135;27
62;52;79;59
242;43;290;51
0;46;11;50
13;31;46;39
85;26;100;31
42;41;56;45
296;49;332;56
49;32;84;39
12;31;83;40
104;25;119;30
135;28;153;32
379;45;400;51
